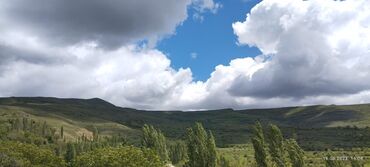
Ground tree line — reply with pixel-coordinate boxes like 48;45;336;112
0;117;366;166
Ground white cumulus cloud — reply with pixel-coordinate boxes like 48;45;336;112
227;0;370;107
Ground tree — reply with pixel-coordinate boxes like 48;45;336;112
141;124;169;162
12;118;22;131
22;118;29;131
61;126;64;139
266;124;286;167
207;131;217;167
0;141;66;166
42;121;48;137
0;152;21;167
286;139;304;167
252;123;305;167
251;121;268;167
65;143;76;165
185;122;217;167
169;141;187;165
93;126;99;142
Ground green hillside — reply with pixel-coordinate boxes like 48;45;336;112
1;97;369;149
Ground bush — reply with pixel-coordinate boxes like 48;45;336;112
0;141;66;167
73;146;164;167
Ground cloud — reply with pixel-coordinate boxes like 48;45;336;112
190;52;198;59
192;0;222;13
191;0;222;21
229;0;370;99
0;0;222;110
171;0;370;110
0;0;223;48
0;36;195;109
1;0;370;110
0;0;193;48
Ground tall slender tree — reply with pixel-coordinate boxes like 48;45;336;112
142;124;169;162
251;121;268;167
286;139;304;167
22;117;28;131
207;131;217;167
65;142;76;165
169;141;187;165
60;126;64;139
185;122;217;167
267;124;286;167
42;121;48;136
92;126;99;142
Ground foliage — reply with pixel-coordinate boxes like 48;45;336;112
73;146;164;167
142;124;169;162
0;152;21;167
0;98;369;166
350;158;364;167
207;132;217;167
324;152;345;167
60;126;64;139
266;124;286;167
169;141;187;165
65;142;76;165
0;141;66;167
185;122;217;167
285;139;304;167
1;97;370;149
251;121;268;167
217;155;231;167
251;123;308;167
93;126;99;142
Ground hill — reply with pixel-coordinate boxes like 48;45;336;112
1;97;369;149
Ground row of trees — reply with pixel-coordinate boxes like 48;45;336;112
141;123;217;167
251;122;365;167
1;118;131;166
1;117;366;167
251;122;304;167
141;122;366;167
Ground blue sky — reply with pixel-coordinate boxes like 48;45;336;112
158;0;262;81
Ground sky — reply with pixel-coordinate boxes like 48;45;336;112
0;0;370;110
158;0;262;81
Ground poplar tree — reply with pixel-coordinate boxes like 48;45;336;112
42;121;48;136
267;124;286;167
169;141;187;165
185;122;217;167
251;121;268;167
60;126;64;139
286;139;304;167
22;117;28;131
142;124;169;162
207;131;217;167
92;126;99;142
65;142;76;165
